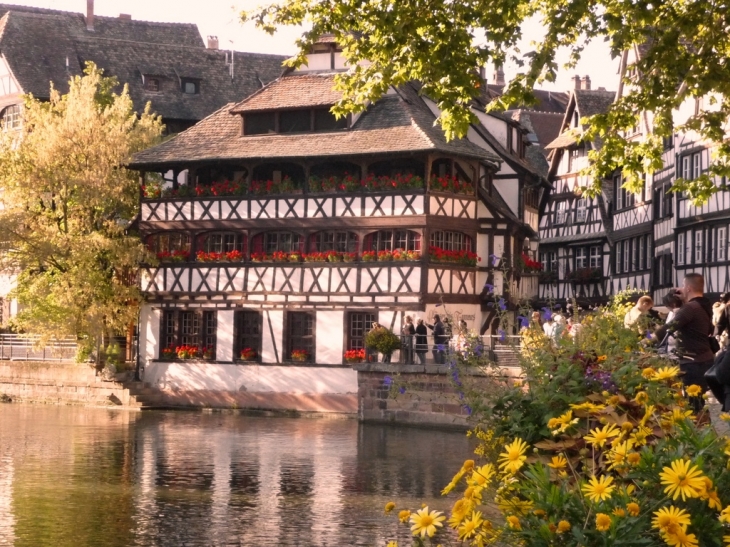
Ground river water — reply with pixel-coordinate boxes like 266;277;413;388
0;404;473;547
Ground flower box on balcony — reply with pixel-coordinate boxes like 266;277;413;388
290;349;309;362
429;174;474;195
538;270;559;284
428;246;479;267
157;250;190;263
566;267;602;283
239;348;258;361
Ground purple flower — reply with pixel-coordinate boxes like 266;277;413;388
437;344;446;352
383;376;393;387
463;404;472;415
399;386;406;394
490;254;500;266
498;329;506;342
646;329;653;339
518;315;529;329
498;298;506;311
541;306;552;321
487;302;494;308
484;283;494;294
475;344;483;356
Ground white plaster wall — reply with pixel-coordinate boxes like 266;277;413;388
378;310;398;331
316;310;344;364
494;178;520;216
262;310;283;363
141;306;160;364
217;310;235;362
144;362;358;394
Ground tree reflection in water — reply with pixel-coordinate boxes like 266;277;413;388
0;405;473;547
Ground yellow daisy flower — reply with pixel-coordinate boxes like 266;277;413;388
720;413;730;422
557;520;571;533
470;464;496;487
685;385;702;397
652;365;681;381
398;510;411;523
548;410;578;435
409;507;446;538
719;505;730;523
651;505;691;533
595;513;611;532
462;459;475;471
386;541;398;547
661;408;694;427
627;502;640;516
660;459;706;501
385;501;396;513
582;475;615;503
606;440;634;470
634;391;649;404
597;355;607;362
570;401;607;413
630;425;652;446
457;511;484;541
642;367;656;379
627;452;641;465
498;438;529;474
663;527;699;547
506;515;521;530
584;424;621;448
548;455;568;469
613;507;626;517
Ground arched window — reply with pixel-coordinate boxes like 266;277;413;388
147;232;191;261
1;105;21;131
251;231;304;254
364;230;421;252
309;231;358;253
429;231;472;252
198;232;245;254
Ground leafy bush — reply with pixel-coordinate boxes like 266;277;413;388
364;326;400;355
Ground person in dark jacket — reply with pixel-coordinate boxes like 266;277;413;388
654;273;714;413
427;314;447;364
415;319;428;364
714;292;730;340
401;315;416;364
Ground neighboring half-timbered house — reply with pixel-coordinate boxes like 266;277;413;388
539;84;615;307
128;43;550;408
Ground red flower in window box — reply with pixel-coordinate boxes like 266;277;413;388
161;346;176;360
196;251;224;262
327;251;343;262
225;250;244;262
427;246;479;266
361;251;377;262
291;349;309;362
157;250;190;263
343;252;358;262
343;348;366;363
175;345;201;359
272;251;290;262
377;250;393;261
240;348;257;361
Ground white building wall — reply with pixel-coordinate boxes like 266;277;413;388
216;310;235;362
262;310;283;364
316;310;344;365
141;306;160;364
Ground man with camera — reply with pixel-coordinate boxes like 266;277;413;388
653;273;715;412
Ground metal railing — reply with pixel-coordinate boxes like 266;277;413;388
357;334;522;366
0;334;78;362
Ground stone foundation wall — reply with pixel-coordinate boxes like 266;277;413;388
0;362;135;407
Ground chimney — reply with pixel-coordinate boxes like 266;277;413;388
581;75;591;90
573;75;581;90
207;36;219;50
86;0;94;31
493;66;505;86
119;13;132;20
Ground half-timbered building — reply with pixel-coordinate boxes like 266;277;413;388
539;82;615;307
128;44;551;410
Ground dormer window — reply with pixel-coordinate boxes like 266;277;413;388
181;78;199;95
145;78;160;92
0;104;21;131
242;108;348;136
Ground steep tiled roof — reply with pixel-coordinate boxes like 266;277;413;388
231;73;342;113
0;6;286;122
130;78;500;167
574;89;615;119
487;84;569;114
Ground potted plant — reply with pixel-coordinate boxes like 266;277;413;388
343;252;358;263
176;345;200;359
289;252;303;263
250;252;267;263
364;325;400;363
327;251;343;262
377;250;393;261
272;251;289;262
161;346;176;360
362;251;376;262
240;347;257;361
291;349;309;362
202;346;214;360
343;348;366;363
224;250;244;262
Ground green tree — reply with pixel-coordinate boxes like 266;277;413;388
244;0;730;204
0;63;163;354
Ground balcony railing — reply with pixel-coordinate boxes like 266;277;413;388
0;335;77;362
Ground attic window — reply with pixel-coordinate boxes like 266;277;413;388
280;110;311;133
314;108;347;131
181;79;199;95
1;104;21;130
242;108;348;136
245;112;276;135
144;78;160;92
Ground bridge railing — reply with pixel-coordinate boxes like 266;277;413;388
0;334;78;362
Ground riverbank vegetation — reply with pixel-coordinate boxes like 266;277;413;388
383;295;730;546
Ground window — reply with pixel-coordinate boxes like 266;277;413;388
365;230;421;252
719;227;727;261
663;186;672;218
681;153;702;180
575;247;587;269
199;232;245;254
160;310;216;359
589;246;601;269
251;232;303;254
662;254;673;285
693;153;701;179
555;201;568;224
682;156;691;180
677;233;685;265
524;187;539;209
540;251;557;272
632;238;639;271
144;77;160;92
309;231;358;253
287;311;314;362
623;240;630;272
147;232;191;256
244;112;276;135
314;108;348;131
616;244;623;274
575;199;587;223
279;109;311;133
639;236;645;270
181;78;199;94
235;311;262;361
662;134;674;150
695;230;703;263
429;231;472;252
1;104;21;130
614;175;623;210
347;312;376;351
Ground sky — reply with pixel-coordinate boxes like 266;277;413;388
8;0;619;92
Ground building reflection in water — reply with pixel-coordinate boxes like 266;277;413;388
0;405;472;547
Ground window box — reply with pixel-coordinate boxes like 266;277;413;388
566;267;602;283
538;270;558;284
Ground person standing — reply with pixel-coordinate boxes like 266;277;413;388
714;292;730;348
401;315;416;364
654;273;714;413
415;319;428;364
427;314;446;364
624;295;654;332
658;293;683;359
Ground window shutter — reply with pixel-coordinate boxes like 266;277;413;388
251;233;264;253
